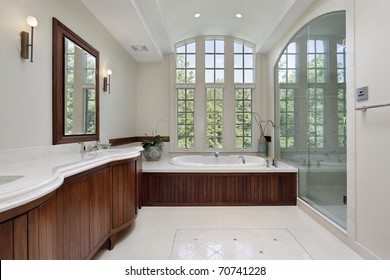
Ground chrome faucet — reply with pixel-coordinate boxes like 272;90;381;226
316;159;324;167
214;151;219;158
87;141;99;152
238;155;246;164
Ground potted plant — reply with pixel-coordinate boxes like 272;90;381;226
252;112;275;156
141;135;164;161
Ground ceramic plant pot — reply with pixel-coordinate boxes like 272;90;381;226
142;143;164;161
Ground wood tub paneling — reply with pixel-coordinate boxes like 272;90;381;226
142;172;297;206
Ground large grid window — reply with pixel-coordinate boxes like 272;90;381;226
235;88;252;149
176;41;196;83
307;39;327;149
278;42;297;84
234;41;254;149
174;37;256;151
279;88;296;149
337;41;347;148
234;42;254;83
338;89;346;148
307;39;328;83
337;41;346;84
205;39;224;83
177;89;195;149
278;42;297;149
307;88;324;148
206;88;223;148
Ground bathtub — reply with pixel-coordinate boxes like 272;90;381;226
169;155;267;167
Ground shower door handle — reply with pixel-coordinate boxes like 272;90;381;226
307;132;317;146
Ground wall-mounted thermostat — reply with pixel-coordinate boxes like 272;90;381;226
356;86;368;101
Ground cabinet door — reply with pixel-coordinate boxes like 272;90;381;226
112;160;137;230
28;193;58;259
0;214;28;260
60;167;111;259
60;176;90;259
89;167;111;256
109;159;137;250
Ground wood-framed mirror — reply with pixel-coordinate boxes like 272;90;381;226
52;18;99;144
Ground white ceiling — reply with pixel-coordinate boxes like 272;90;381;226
81;0;315;62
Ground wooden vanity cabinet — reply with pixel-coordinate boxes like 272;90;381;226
0;155;141;260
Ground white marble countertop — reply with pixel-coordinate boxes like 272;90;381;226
143;154;298;173
0;146;143;213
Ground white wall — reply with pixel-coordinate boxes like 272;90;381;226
0;0;137;150
136;57;171;137
354;0;390;259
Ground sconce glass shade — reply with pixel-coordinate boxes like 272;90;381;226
106;69;112;76
26;16;38;27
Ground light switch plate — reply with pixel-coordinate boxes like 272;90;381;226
356;86;368;101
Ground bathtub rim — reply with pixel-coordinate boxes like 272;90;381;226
169;154;267;167
142;154;298;173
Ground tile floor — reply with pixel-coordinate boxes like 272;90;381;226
93;206;362;260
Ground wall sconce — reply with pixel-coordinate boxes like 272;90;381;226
21;16;38;62
103;69;112;93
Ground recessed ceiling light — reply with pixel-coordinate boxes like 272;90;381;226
194;13;201;18
236;13;242;18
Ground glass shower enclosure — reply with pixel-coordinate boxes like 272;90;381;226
275;12;347;229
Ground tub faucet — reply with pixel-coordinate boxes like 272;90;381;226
238;155;246;164
214;151;219;158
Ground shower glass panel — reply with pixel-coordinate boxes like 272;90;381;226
275;12;347;229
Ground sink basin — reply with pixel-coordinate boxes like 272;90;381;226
0;175;24;185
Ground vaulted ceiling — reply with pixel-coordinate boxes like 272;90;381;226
81;0;315;62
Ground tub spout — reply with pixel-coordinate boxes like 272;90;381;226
214;151;219;158
238;155;246;164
